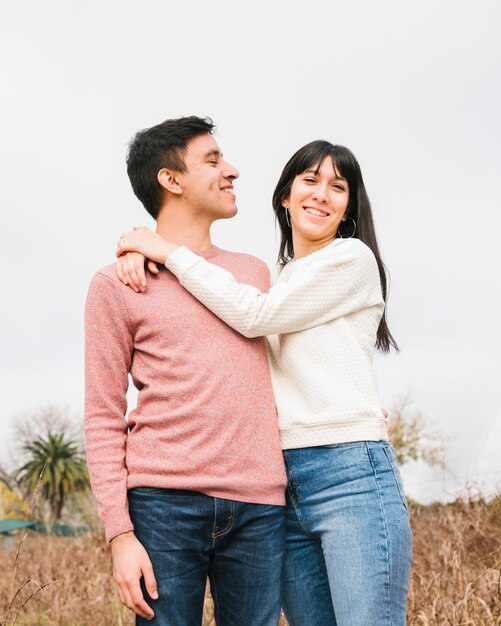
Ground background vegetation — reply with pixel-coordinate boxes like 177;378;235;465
0;406;499;625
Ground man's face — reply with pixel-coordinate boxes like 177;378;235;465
177;133;239;221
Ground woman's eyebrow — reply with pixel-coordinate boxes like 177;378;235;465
304;167;347;182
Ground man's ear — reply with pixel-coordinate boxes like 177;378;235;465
158;168;182;195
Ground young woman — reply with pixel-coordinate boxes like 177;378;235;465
116;140;413;625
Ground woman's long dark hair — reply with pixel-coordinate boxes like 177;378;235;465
272;140;398;353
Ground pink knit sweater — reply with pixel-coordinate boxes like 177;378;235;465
85;246;287;541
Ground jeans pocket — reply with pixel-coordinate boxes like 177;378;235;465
382;445;408;511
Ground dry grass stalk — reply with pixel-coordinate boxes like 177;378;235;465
407;498;501;625
1;463;54;625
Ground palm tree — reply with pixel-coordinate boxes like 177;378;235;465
16;431;89;522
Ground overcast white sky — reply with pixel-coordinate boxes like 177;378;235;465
1;0;500;502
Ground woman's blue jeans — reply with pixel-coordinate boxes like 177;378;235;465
128;488;285;626
282;441;413;626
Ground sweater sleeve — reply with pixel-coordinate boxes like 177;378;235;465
85;272;135;542
165;240;384;338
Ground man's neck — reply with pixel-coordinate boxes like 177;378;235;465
156;208;213;253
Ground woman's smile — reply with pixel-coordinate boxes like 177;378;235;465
303;206;330;217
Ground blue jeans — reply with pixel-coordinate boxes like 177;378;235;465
128;488;285;626
282;441;413;626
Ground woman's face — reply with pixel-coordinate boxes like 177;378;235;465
285;157;350;248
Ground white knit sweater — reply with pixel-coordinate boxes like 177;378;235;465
165;237;389;449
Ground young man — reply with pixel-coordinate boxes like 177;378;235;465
85;116;287;625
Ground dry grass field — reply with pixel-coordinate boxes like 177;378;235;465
1;497;500;625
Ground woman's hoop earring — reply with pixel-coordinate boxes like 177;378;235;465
284;208;291;228
337;216;356;239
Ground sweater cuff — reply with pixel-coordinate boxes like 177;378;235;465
165;246;201;278
103;514;135;543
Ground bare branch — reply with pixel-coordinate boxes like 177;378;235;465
389;393;447;468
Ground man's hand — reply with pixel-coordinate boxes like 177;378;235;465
116;252;159;293
110;531;158;620
382;407;392;443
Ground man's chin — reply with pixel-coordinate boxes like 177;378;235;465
218;205;238;220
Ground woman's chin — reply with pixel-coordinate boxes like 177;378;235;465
294;222;337;243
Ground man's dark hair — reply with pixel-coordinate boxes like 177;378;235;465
126;116;215;218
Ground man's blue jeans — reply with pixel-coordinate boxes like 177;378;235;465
128;488;285;626
282;441;413;626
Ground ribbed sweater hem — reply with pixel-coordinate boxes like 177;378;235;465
126;476;286;507
103;479;287;542
280;417;389;450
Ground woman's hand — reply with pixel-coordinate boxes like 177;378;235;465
116;252;159;293
117;227;178;264
115;227;180;291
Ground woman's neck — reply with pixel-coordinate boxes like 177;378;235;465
292;234;337;260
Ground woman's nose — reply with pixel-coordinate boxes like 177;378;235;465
312;185;328;202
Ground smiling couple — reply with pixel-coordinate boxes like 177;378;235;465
85;116;412;626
